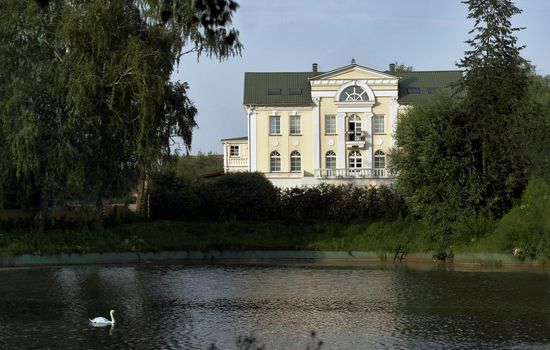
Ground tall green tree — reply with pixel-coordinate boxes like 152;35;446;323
393;0;545;248
0;0;242;230
456;0;532;216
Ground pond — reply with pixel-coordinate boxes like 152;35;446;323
0;263;549;349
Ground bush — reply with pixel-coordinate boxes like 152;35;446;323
149;171;199;220
279;184;407;224
205;172;278;221
487;177;550;258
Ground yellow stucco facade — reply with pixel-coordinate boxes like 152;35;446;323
222;61;460;188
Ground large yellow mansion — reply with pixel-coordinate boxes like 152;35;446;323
222;60;461;188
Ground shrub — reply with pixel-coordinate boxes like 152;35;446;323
149;171;199;220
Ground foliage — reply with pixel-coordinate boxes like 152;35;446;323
149;171;199;220
476;177;550;259
394;0;548;248
147;172;406;223
278;184;407;224
455;0;533;217
0;0;241;230
392;62;413;73
0;218;430;256
173;152;224;179
393;95;482;246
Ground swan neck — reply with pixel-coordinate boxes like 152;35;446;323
110;311;116;323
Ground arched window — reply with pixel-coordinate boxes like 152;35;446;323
340;85;368;102
349;150;362;169
374;150;386;169
270;151;281;172
325;151;336;169
290;151;301;172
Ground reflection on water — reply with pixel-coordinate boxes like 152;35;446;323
0;263;549;349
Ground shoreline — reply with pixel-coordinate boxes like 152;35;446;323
0;250;546;270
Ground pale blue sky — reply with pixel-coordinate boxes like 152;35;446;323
173;0;550;154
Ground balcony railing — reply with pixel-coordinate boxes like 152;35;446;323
346;132;366;142
227;157;248;167
314;168;392;179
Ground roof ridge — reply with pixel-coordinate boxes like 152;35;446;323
399;70;463;73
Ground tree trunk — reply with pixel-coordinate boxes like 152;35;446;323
136;164;149;217
33;187;49;233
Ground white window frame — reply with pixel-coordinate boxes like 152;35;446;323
374;150;386;169
325;151;336;169
373;115;385;134
270;151;281;172
290;115;301;135
340;85;368;101
229;145;240;157
290;151;301;172
269;115;281;135
325;114;336;134
349;150;362;169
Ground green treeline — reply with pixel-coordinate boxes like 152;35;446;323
150;171;407;223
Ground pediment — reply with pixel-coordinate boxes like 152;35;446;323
311;64;398;82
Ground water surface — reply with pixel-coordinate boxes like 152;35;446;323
0;263;549;349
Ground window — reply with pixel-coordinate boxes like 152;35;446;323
290;151;301;172
407;87;421;94
340;85;368;101
325;151;336;169
349;151;362;169
373;115;385;134
348;114;362;141
268;88;281;95
270;151;281;172
269;116;281;134
229;145;239;157
374;150;386;168
325;115;336;134
289;88;302;95
290;115;301;134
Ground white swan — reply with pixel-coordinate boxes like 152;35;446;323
89;310;115;324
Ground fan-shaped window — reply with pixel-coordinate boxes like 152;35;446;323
349;151;362;169
270;151;281;172
325;151;336;169
374;150;386;169
290;151;301;172
340;85;368;102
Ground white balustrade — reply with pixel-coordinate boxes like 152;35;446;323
314;168;391;179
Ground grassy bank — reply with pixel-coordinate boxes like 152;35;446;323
0;218;435;256
1;178;547;259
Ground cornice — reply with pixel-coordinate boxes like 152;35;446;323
310;79;399;86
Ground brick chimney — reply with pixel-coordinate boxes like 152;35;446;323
389;63;396;73
312;63;318;73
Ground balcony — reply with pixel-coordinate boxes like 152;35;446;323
227;157;248;167
346;132;367;147
314;168;391;179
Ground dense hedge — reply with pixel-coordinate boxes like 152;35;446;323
149;171;407;223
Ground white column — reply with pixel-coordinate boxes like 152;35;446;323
390;97;399;148
364;111;373;169
337;112;346;168
312;97;320;171
247;107;257;172
223;143;228;172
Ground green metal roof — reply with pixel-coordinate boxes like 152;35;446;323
243;72;322;106
243;69;463;106
396;70;463;104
